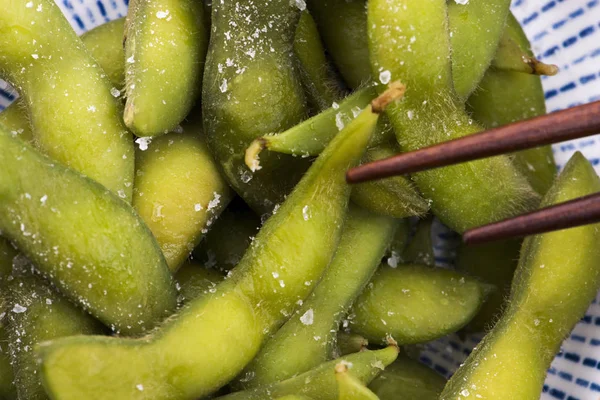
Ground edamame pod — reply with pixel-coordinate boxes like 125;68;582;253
455;240;520;332
124;0;207;137
7;273;105;400
336;363;380;400
175;261;223;303
276;396;314;400
491;14;558;76
0;128;177;335
0;239;16;283
192;197;261;272
133;127;232;271
350;264;492;344
336;333;368;356
38;86;394;400
368;0;539;232
219;347;398;400
0;17;126;145
294;11;343;112
202;0;309;214
441;152;600;399
307;0;370;89
368;356;446;400
239;205;398;388
448;0;511;100
467;14;556;196
0;0;134;200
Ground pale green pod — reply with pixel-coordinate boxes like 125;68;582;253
38;89;385;400
0;0;134;200
441;152;600;399
133;126;233;272
124;0;207;137
0;128;177;335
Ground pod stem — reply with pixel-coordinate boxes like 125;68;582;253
245;138;267;172
371;81;406;114
523;56;559;76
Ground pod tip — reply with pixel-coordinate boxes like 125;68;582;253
524;56;559;76
245;138;267;172
371;81;406;114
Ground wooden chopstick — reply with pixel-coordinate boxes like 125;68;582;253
463;192;600;244
346;100;600;184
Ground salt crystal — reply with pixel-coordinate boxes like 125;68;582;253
335;113;345;131
454;0;469;4
379;70;391;84
219;79;228;93
135;137;152;151
40;195;47;205
136;384;144;391
45;299;52;305
294;0;307;11
110;87;120;98
300;309;314;325
31;54;39;60
207;192;221;211
25;1;33;7
156;10;169;19
302;205;311;221
194;203;203;212
12;304;27;313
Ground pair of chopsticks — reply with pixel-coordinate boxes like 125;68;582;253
346;100;600;244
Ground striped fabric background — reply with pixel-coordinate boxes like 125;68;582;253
0;0;599;399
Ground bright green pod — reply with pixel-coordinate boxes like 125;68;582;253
0;17;126;146
219;347;398;400
368;0;538;233
193;197;261;273
239;205;398;388
0;0;134;200
467;14;556;196
6;273;105;400
448;0;511;100
350;264;492;344
133;127;233;272
175;261;223;304
307;0;370;89
441;152;600;399
336;332;368;356
124;0;207;137
37;90;386;400
202;0;309;215
336;363;380;400
369;356;446;400
294;11;343;112
456;239;520;332
0;128;177;335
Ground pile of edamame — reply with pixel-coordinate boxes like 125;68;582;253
0;0;596;399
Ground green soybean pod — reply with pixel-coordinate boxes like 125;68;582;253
37;89;389;400
193;197;261;273
455;239;520;332
219;347;398;400
133;127;233;272
467;14;556;196
307;0;370;89
448;0;511;100
350;264;492;345
0;128;176;335
124;0;207;137
175;261;223;303
0;17;126;145
239;205;398;388
441;152;600;399
203;0;309;215
276;396;314;400
335;363;380;400
368;0;538;233
0;0;134;200
294;11;343;112
336;332;368;356
369;356;446;400
6;274;106;400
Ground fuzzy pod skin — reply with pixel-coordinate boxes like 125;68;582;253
0;17;126;146
37;98;380;400
448;0;512;100
202;0;309;215
369;356;446;400
293;11;344;112
467;13;556;196
238;205;398;388
441;153;600;399
219;347;398;400
133;127;233;272
0;128;177;335
7;273;106;400
124;0;207;137
350;264;492;345
192;197;261;273
367;0;539;233
0;0;134;200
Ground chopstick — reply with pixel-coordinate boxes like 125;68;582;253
463;192;600;245
346;100;600;183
